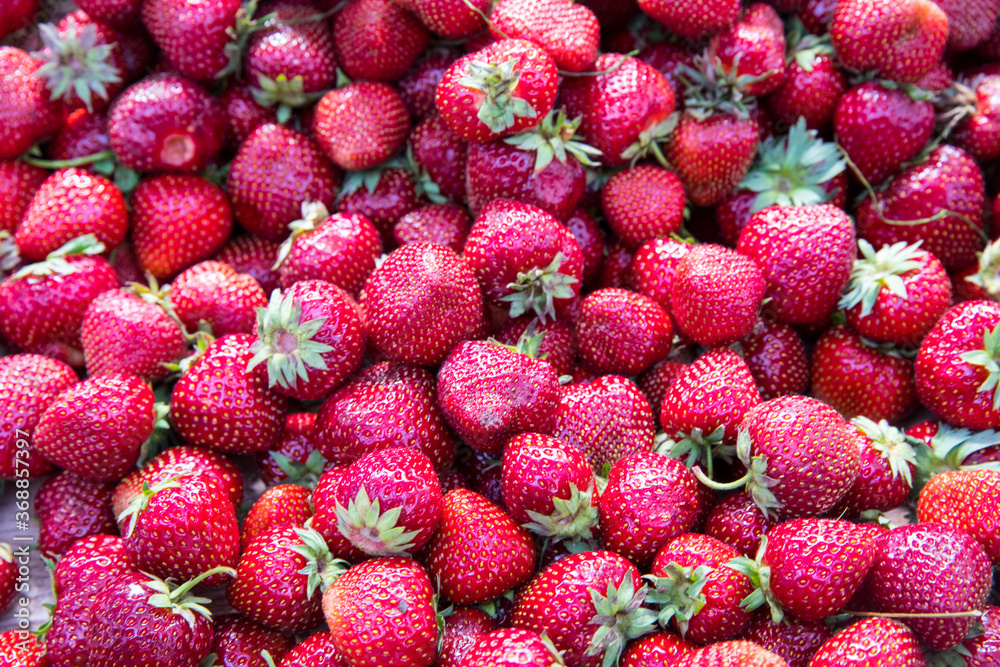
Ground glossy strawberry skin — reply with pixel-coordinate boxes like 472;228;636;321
739;611;831;667
215;236;282;295
490;0;600;72
170;261;267;338
35;471;116;558
0;160;46;234
765;53;846;133
313;82;410;171
141;0;241;82
952;73;1000;162
256;412;322;485
703;492;775;559
279;213;381;298
628;238;691;315
665;113;759;208
961;604;1000;665
739;321;809;401
280;631;350;667
395;204;472;254
501;432;595;525
837;427;914;516
807;617;925;667
241;483;313;552
246;1;337;98
220;82;277;150
621;632;695;667
602;166;685;250
459;627;563;667
636;0;740;40
333;0;427;82
577;288;674;376
0;47;65;159
211;615;295;667
408;114;468;204
918;470;1000;564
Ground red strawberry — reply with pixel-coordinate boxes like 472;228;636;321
867;523;992;649
621;632;695;666
490;0;600;72
738;320;809;401
736;204;856;329
458;628;565;667
315;361;458;470
628;237;691;316
436;39;557;143
359;242;486;367
108;74;225;173
279;632;350;667
439;607;496;667
35;470;116;557
494;315;576;377
313;82;410;171
948;73;1000;163
216;235;282;294
131;174;233;279
170;260;268;337
0;0;38;39
333;0;428;82
227;123;341;242
400;51;461;120
141;0;241;81
171;333;288;454
763;29;846;132
34;372;155;482
637;0;738;39
0;160;46;234
564;207;605;287
673;640;793;666
807;618;924;667
0;353;75;480
241;484;313;552
394;203;472;252
49;106;111;163
211;615;294;667
33;14;126;113
916;300;1000;429
709;4;787;97
577;288;673;376
830;0;947;83
552;374;656;473
220;81;277;150
0;631;45;666
703;492;776;558
338;166;425;247
256;412;325;485
739;611;831;667
0;47;65;159
960;604;1000;665
597;238;635;290
322;557;437;667
668;110;760;208
918;469;1000;563
15;167;127;262
408;114;469;205
77;0;142;29
837;417;917;516
602;165;685;250
409;0;489;38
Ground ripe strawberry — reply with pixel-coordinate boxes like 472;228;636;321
810;325;918;423
670;640;790;666
739;611;831;667
867;523;992;649
171;333;288;454
216;235;282;294
855;145;986;273
737;320;809;401
736;204;856;329
602;165;685;250
597;238;635;289
34;372;155;482
0;631;45;666
562;207;605;287
280;632;350;667
834;82;934;188
552;374;656;473
408;114;468;205
621;632;694;666
49;105;111;163
947;73;1000;162
0;0;38;39
227;123;341;242
333;0;428;82
577;288;673;376
490;0;600;72
917;301;1000;429
918;470;1000;563
338;166;425;247
807;618;924;667
108;74;225;173
494;315;576;377
395;203;472;252
464;199;583;321
220;81;277;150
513;550;657;667
81;287;188;380
437;336;561;454
316;361;458;470
637;0;739;39
15;167;127;262
436;39;557;143
437;608;496;667
400;51;461;120
708;4;786;97
0;160;45;234
76;0;142;28
131;174;233;279
141;0;241;81
322;557;437;667
0;47;65;159
313;82;410;171
763;28;846;132
459;628;565;667
35;470;116;557
256;412;325;485
836;417;917;516
830;0;947;83
170;260;267;337
703;492;776;559
241;483;313;552
360;242;486;367
211;615;294;667
0;353;75;479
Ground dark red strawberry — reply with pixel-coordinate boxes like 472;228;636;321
220;81;277;150
577;288;673;376
665;111;759;208
0;47;65;160
394;203;472;252
807;617;924;667
338;166;425;247
257;412;325;486
948;73;1000;163
35;470;116;557
621;632;694;666
279;632;350;667
170;260;267;337
408;114;468;204
313;82;410;171
564;207;605;287
215;235;282;294
960;604;1000;665
703;492;776;558
333;0;427;83
211;615;294;667
399;51;460;121
764;28;846;132
709;4;787;96
737;320;809;401
0;160;46;234
141;0;241;82
739;612;831;667
602;165;685;250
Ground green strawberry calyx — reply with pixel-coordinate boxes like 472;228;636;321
658;425;729;480
334;485;422;556
269;449;327;487
31;18;122;113
839;240;925;316
117;478;184;538
677;53;762;122
400;145;448;205
739;117;846;214
584;571;658;667
286;524;349;598
500;252;579;323
643;562;711;639
965;238;1000;298
620;113;678;168
247;289;334;391
504;109;603;174
459;57;538;135
273;200;332;270
725;536;784;624
143;566;237;630
522;482;600;541
783;17;835;72
12;234;106;280
692;430;781;519
851;416;917;487
251;73;324;123
959;323;1000;412
911;422;1000;490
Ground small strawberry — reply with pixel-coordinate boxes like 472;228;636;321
602;165;685;250
947;73;1000;163
140;0;241;82
763;25;847;132
0;46;65;160
703;492;776;558
494;314;575;376
313;82;410;171
737;320;809;401
577;288;674;376
170;260;268;337
807;618;924;667
241;484;313;552
739;611;831;667
408;114;469;204
211;615;295;667
709;4;787;97
216;235;282;294
220;81;277;150
628;237;691;318
279;632;350;667
333;0;428;83
837;417;918;516
76;0;141;29
400;52;461;120
918;469;1000;563
394;203;472;252
35;470;116;557
408;0;490;39
257;412;326;486
338;166;425;247
459;628;566;667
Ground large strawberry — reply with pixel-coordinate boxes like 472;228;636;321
0;47;65;159
602;165;685;250
918;469;1000;563
490;0;599;72
140;0;240;81
313;82;410;171
577;288;674;376
333;0;428;83
807;618;925;667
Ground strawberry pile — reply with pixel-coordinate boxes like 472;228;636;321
2;0;1000;665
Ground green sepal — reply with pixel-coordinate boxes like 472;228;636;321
966;238;1000;299
458;57;537;134
334;485;422;556
584;571;658;667
723;537;784;624
522;482;600;541
269;449;327;487
692;430;781;520
959;323;1000;411
643;562;711;638
851;416;917;487
500;252;578;323
620;113;678;167
503;108;602;173
12;234;106;280
116;478;184;538
143;566;237;630
251;72;324;109
31;18;122;112
246;289;335;391
285;524;349;598
839;239;926;315
273;200;331;270
657;425;728;479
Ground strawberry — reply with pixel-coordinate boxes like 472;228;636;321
763;27;846;132
436;39;557;143
48;105;111;164
463;199;583;321
86;568;233;667
0;0;38;39
501;432;598;542
621;632;695;666
0;160;45;234
830;0;947;83
628;237;691;318
0;631;45;666
438;607;496;667
211;615;295;667
108;74;225;173
918;470;1000;563
597;238;635;289
960;604;1000;665
645;533;753;644
602;165;685;250
313;82;410;171
673;640;792;666
495;315;576;377
459;628;565;667
906;420;1000;485
315;361;458;470
338;166;425;247
855;145;985;273
275;203;381;298
322;557;437;667
131;174;233;279
810;325;918;423
170;260;268;337
81;287;188;380
564;207;606;287
737;320;809;401
637;0;739;40
216;235;282;295
867;523;992;649
228;123;340;242
280;632;350;667
916;301;1000;429
703;492;776;559
333;0;428;83
33;14;125;113
76;0;142;28
0;47;65;160
394;203;472;252
837;417;917;515
34;372;155;482
552;374;656;472
247;281;365;401
937;0;1000;51
708;4;786;97
577;288;673;376
408;114;469;204
947;73;1000;163
257;412;325;486
117;475;239;587
736;204;856;329
241;483;313;552
490;0;600;72
667;110;760;208
141;0;241;81
437;336;561;455
512;550;657;667
400;51;461;120
35;470;116;557
562;53;675;166
739;612;831;667
15;167;127;262
359;242;486;367
171;333;288;454
807;618;924;667
0;353;75;480
220;81;277;150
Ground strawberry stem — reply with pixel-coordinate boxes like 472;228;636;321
21;150;115;169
